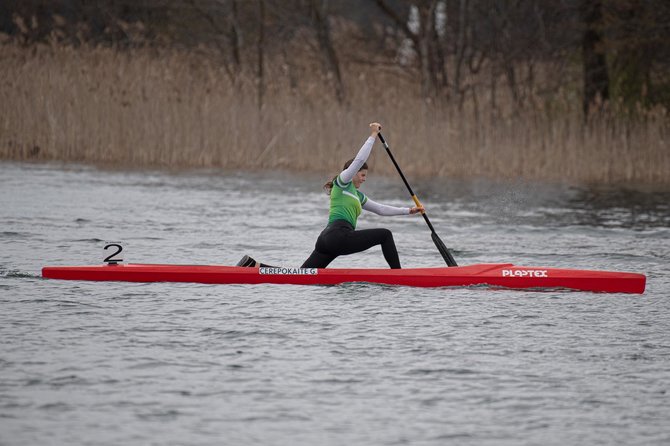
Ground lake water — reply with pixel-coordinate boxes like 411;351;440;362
1;162;669;445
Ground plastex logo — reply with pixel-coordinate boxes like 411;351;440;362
502;269;548;278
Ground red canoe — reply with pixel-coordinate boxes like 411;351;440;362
42;263;646;294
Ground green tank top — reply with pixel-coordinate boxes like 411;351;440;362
328;175;368;228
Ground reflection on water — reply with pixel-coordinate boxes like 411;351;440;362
411;176;670;230
565;187;670;229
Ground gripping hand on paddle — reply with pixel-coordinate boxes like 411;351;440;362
369;122;382;136
409;205;425;215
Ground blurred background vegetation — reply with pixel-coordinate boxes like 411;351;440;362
1;0;669;185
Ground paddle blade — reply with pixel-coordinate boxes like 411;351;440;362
431;232;458;267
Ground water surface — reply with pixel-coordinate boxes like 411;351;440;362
1;162;669;445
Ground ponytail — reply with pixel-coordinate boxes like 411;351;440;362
323;177;337;194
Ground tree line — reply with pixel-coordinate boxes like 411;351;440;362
2;0;670;119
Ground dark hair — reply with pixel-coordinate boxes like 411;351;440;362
323;158;369;194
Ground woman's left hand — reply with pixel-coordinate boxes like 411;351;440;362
369;122;382;135
409;206;425;214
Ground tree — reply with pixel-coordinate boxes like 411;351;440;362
310;0;346;103
581;0;610;117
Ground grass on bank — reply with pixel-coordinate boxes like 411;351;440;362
0;41;668;186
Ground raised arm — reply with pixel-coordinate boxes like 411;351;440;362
339;123;382;184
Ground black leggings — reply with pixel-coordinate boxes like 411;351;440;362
301;220;401;269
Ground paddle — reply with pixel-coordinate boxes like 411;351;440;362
377;132;457;267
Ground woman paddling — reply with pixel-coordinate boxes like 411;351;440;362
300;122;423;269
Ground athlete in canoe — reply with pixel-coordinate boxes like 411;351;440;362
299;122;423;269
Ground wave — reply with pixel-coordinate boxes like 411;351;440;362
0;270;40;279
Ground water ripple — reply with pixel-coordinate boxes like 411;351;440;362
0;163;668;446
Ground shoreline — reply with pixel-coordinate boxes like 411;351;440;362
4;159;669;193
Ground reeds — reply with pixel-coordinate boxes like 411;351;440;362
1;41;668;185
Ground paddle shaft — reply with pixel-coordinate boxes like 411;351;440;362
377;132;457;267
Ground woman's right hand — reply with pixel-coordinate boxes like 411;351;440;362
369;122;382;136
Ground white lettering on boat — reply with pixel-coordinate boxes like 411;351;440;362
502;269;548;278
259;267;318;275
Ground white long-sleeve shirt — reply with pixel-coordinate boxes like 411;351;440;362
339;136;411;216
363;198;410;215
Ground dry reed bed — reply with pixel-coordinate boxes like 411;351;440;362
1;42;668;185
